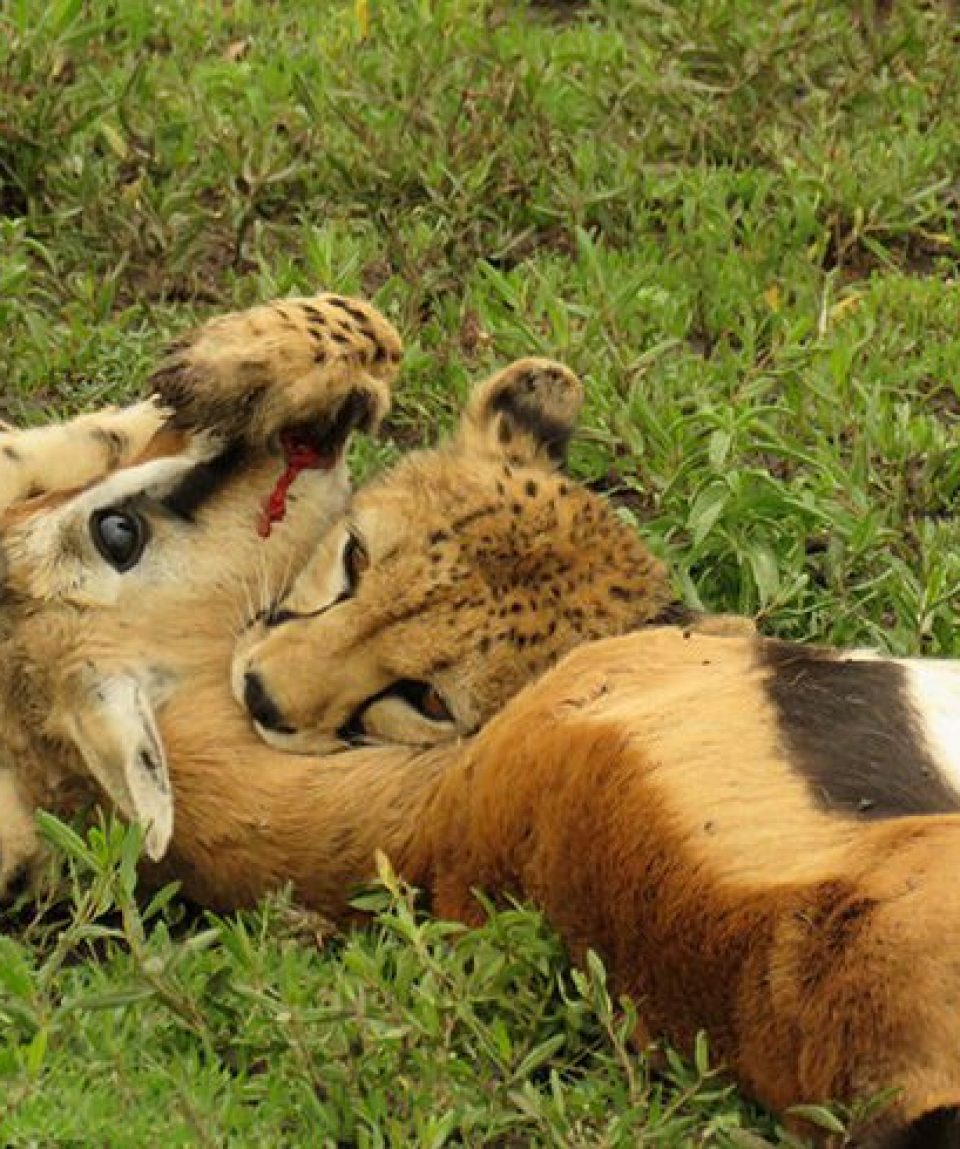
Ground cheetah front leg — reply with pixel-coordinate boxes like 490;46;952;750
148;294;402;452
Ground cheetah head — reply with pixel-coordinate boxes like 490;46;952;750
233;358;676;753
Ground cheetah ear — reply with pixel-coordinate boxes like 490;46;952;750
453;358;584;471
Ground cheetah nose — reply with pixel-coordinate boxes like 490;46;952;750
243;672;294;734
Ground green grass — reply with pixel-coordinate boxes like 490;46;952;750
4;819;784;1148
3;0;960;1142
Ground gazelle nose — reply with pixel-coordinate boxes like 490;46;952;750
243;672;294;734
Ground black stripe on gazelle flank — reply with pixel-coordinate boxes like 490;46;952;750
885;1106;960;1149
760;641;958;819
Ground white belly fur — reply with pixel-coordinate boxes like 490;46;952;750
898;659;960;797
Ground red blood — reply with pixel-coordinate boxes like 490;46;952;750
257;431;337;538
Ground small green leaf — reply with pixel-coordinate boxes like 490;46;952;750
99;122;128;160
787;1104;847;1134
0;938;35;1001
24;1027;48;1077
708;429;732;469
35;811;94;866
142;881;182;922
687;483;730;547
693;1030;711;1077
63;986;155;1013
510;1033;567;1084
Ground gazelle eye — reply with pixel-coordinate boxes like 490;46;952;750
342;533;369;595
91;509;148;572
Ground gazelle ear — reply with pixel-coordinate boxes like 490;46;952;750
0;403;167;516
452;358;584;471
59;672;173;860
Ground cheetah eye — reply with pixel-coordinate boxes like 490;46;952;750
418;685;453;724
338;678;458;748
342;532;369;596
91;509;148;572
391;679;453;725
